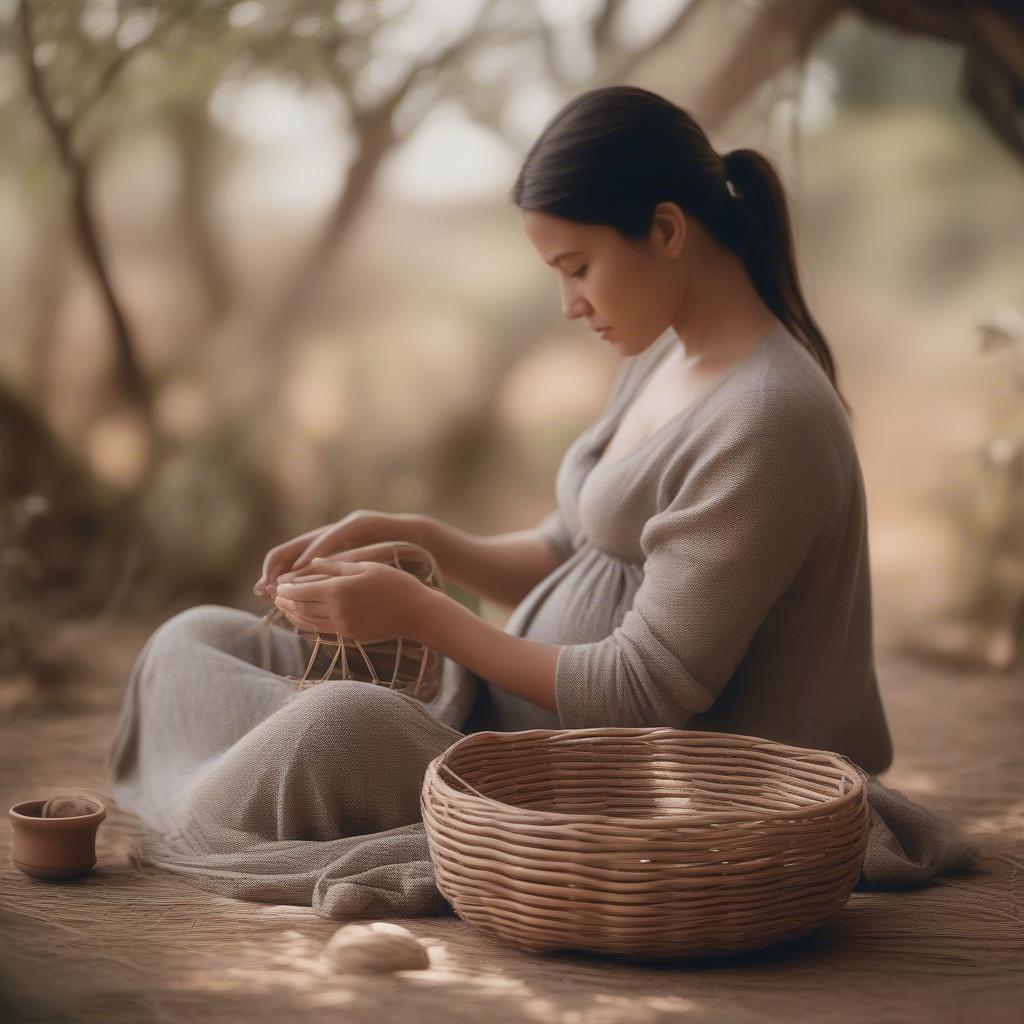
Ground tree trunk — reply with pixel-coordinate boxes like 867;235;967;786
168;101;235;325
67;162;160;448
17;0;161;457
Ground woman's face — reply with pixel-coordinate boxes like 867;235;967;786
520;205;687;357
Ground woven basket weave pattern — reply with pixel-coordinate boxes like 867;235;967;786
421;728;870;959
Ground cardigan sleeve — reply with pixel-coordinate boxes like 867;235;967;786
553;391;845;729
534;507;575;563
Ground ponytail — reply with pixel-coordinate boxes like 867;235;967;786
722;149;853;419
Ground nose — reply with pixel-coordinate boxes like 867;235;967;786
558;278;591;321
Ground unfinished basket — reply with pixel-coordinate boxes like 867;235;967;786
421;727;870;960
256;539;445;702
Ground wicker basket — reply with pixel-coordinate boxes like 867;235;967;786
420;727;870;960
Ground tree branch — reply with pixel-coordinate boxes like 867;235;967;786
90;6;191;108
850;1;1024;159
593;0;708;86
16;0;76;168
691;0;845;133
249;0;506;379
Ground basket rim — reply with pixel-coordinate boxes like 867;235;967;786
427;726;869;827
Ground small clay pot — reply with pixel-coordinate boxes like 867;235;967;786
8;796;106;880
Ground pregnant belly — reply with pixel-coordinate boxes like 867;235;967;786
503;544;643;647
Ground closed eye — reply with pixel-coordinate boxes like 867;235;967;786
571;265;588;280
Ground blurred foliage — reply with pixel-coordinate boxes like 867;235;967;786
940;304;1024;671
136;425;281;604
0;495;48;677
0;383;119;676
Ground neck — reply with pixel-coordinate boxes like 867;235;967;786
670;245;780;366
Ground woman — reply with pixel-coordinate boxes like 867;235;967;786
108;85;977;918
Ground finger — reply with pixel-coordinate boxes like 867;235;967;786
294;531;347;570
261;551;285;580
293;542;329;570
276;574;355;599
275;596;330;616
274;599;331;630
278;570;332;587
257;556;289;594
281;608;331;634
311;544;390;567
309;558;370;578
274;581;327;601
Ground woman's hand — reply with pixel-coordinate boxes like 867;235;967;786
254;510;433;598
254;525;331;598
273;556;438;644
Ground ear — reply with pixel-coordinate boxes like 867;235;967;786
651;201;686;258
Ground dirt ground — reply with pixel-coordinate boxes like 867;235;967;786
0;618;1022;1024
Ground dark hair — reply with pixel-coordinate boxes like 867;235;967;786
511;85;853;419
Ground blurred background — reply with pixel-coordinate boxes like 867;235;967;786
2;0;1023;713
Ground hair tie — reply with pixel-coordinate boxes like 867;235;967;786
720;155;749;251
722;148;745;199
